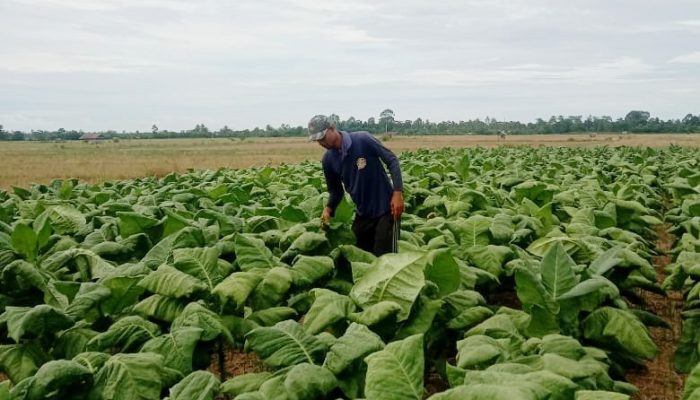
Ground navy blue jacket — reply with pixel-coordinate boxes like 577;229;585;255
322;131;403;218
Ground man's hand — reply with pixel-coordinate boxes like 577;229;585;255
390;191;404;221
321;207;333;229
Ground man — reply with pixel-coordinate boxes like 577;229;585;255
308;115;404;256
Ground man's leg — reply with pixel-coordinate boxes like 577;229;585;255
352;215;377;254
373;213;395;256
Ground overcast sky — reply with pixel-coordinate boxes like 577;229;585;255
1;0;699;132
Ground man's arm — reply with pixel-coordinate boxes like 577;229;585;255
323;159;344;216
365;134;405;219
366;135;403;192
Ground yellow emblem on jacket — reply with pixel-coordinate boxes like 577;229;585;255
356;158;367;170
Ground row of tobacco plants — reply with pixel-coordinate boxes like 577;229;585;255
661;152;700;400
1;145;699;400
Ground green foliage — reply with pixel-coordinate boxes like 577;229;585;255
1;145;698;398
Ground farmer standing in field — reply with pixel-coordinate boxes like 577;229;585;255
308;115;404;256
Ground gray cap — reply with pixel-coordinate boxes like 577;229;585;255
307;115;334;141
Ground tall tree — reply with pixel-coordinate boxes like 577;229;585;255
379;109;395;135
624;110;650;130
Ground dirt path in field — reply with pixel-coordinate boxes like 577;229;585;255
626;223;685;400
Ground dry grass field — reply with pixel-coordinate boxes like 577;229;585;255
1;133;698;188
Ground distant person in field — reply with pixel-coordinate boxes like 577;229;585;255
308;115;404;256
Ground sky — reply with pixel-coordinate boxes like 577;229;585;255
1;0;699;132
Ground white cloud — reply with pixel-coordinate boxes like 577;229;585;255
0;53;164;73
0;0;698;131
669;51;700;64
403;58;656;87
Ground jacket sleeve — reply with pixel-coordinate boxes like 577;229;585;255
366;134;404;192
323;157;344;214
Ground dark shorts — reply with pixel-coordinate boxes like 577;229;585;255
352;212;398;256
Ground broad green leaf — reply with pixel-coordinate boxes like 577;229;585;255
447;216;492;247
87;315;161;352
456;335;506;369
575;391;630;400
0;343;48;384
541;353;606;380
541;242;577;299
464;245;513;277
212;269;266;308
172;302;233;342
284;363;337;400
245;320;327;368
289;256;334;287
11;223;36;262
676;318;700;373
525;371;578;400
138;264;207;298
588;247;625;276
449;371;553;399
447;306;494;330
303;288;355;335
257;374;288;399
348;301;402;326
427;383;544;400
53;323;98;359
364;334;424;400
444;200;470;217
683;363;700;400
526;305;561;337
251;267;293;310
98;263;149;316
0;381;8;400
89;352;165;400
72;352;110;374
323;323;385;375
65;282;112;320
43;248;117;280
424;249;461;297
247;307;298;326
47;205;88;235
0;305;73;343
396;298;444;338
172;247;224;290
466;312;525;339
116;211;160;238
583;307;656;360
280;232;328;263
526;236;579;258
443;290;487;314
22;360;92;400
1;260;46;292
490;213;515;243
133;294;186;322
168;371;220;400
350;252;428;321
557;276;618;301
514;268;554;311
235;234;281;271
220;372;272;397
140;327;203;375
539;334;586;360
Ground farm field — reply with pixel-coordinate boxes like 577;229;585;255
1;133;699;188
0;144;700;399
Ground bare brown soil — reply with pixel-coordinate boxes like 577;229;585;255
626;224;686;400
207;342;269;382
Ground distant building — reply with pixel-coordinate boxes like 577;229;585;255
78;133;105;142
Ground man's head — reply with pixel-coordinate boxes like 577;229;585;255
308;115;340;149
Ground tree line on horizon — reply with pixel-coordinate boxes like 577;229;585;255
1;110;699;141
